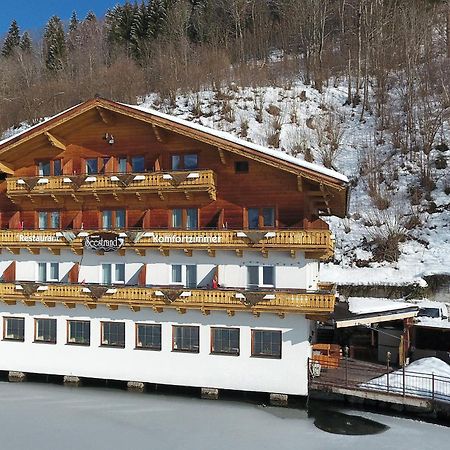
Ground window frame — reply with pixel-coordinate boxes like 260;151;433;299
245;207;276;229
172;325;200;353
251;329;282;359
85;158;99;174
170;208;199;230
135;323;162;351
36;159;62;176
3;316;25;342
101;209;126;229
234;161;249;173
34;318;57;344
210;327;240;356
37;210;60;230
37;262;60;283
66;320;91;346
246;265;275;289
101;263;125;285
100;321;125;348
131;155;145;173
171;153;199;170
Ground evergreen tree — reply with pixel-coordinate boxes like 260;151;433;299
43;16;67;72
131;1;152;59
69;11;79;34
2;19;20;57
84;11;97;23
19;31;32;53
148;0;169;38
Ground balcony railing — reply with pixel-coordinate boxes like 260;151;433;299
6;170;217;200
0;282;336;314
0;228;334;258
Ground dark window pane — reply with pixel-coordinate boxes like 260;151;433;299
186;265;197;288
235;161;249;173
86;159;98;174
173;326;199;352
262;266;274;286
247;266;259;288
262;207;275;227
53;159;62;176
171;155;181;170
68;320;90;345
211;328;239;355
118;157;127;173
115;209;126;228
132;156;145;172
172;209;182;228
172;265;182;283
186;208;198;230
248;208;259;229
136;324;161;350
101;322;125;347
4;317;24;341
184;154;198;169
39;161;51;176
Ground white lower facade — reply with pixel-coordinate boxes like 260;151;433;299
0;304;312;396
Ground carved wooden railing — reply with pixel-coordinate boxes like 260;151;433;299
0;228;334;258
0;282;336;314
6;170;216;198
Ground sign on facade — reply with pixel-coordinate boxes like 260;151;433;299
84;232;125;252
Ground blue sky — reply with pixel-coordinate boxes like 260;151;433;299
0;0;126;35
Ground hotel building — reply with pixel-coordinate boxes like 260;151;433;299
0;98;348;397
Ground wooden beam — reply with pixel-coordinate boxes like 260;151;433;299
159;247;169;257
130;305;140;312
297;175;303;192
44;131;66;151
63;302;76;309
96;106;110;124
218;148;227;165
183;249;193;257
27;247;40;255
235;249;243;257
42;301;56;308
0;161;14;174
152;306;163;313
152;124;164;142
157;191;165;201
184;190;191;200
71;248;83;256
7;247;20;255
107;304;118;311
71;193;80;202
290;249;296;258
134;248;145;257
207;248;215;257
277;312;285;319
22;300;35;307
176;307;186;314
201;307;210;316
261;248;268;258
50;194;59;203
84;303;97;310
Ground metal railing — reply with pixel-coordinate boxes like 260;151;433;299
308;357;450;404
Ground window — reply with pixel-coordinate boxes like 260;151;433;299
251;330;282;358
67;320;90;346
247;266;259;289
38;262;59;282
86;158;98;174
35;318;57;344
102;263;125;284
3;317;24;341
246;207;276;229
172;209;182;228
186;265;197;288
235;161;249;173
247;208;259;229
37;160;62;176
53;159;62;176
172;325;199;353
118;157;127;173
131;156;145;172
171;154;198;170
262;207;275;227
136;324;161;350
186;208;198;230
171;265;182;283
101;322;125;347
247;266;275;289
102;210;125;229
211;327;239;355
262;266;275;286
38;160;50;176
171;208;198;229
38;211;60;229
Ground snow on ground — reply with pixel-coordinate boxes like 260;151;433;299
362;357;450;400
348;297;415;315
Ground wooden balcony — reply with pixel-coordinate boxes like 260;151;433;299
6;170;217;201
0;282;336;315
0;228;334;259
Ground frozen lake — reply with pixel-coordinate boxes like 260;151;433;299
0;381;447;450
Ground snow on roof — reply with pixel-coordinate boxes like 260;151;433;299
124;103;349;184
0;103;82;147
348;297;416;315
415;317;450;329
0;99;349;185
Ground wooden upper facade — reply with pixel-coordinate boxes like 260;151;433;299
0;97;349;254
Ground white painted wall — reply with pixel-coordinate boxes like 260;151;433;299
1;249;319;290
0;304;312;396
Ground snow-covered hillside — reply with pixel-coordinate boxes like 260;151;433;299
2;81;449;288
140;82;449;287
